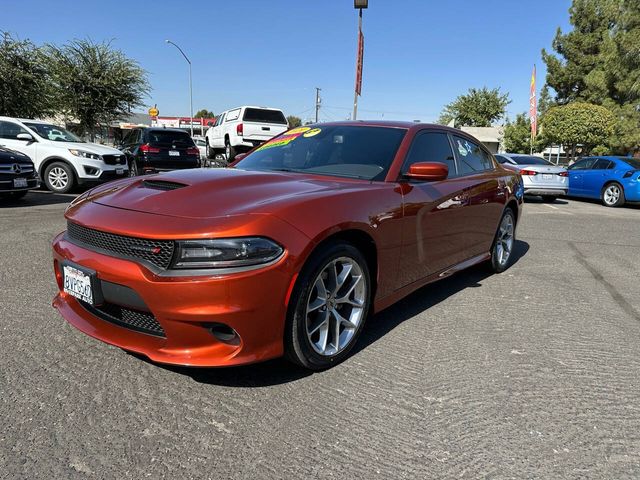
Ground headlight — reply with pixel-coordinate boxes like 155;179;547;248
69;149;102;161
172;237;284;269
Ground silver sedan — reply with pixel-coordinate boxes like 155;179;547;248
495;154;568;202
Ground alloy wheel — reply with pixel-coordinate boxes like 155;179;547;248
48;167;69;191
603;185;620;206
495;213;514;267
305;257;366;356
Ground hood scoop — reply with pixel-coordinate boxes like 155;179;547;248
141;179;188;191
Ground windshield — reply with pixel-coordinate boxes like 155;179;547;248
24;122;84;143
234;125;407;181
510;155;552;166
620;158;640;169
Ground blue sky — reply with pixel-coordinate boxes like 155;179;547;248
3;0;572;123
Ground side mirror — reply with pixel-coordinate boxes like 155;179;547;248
16;133;34;142
234;153;247;162
405;162;448;181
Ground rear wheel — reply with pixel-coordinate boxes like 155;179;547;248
601;182;625;207
285;241;371;370
225;140;236;162
541;195;557;203
489;208;516;273
44;162;75;193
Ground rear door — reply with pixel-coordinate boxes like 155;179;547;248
450;135;504;258
567;158;597;196
582;158;613;197
241;108;289;142
144;130;199;170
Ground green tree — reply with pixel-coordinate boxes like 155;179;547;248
542;0;640;153
541;103;615;160
286;115;302;128
194;109;215;118
438;87;510;128
0;32;55;118
503;114;533;153
47;39;149;140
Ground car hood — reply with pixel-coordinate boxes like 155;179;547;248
85;168;367;219
47;141;123;155
0;146;33;163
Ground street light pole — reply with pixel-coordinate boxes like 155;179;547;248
165;40;193;137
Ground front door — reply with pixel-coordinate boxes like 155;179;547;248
567;158;597;196
0;120;39;167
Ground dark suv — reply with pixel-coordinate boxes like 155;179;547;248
119;128;201;176
0;146;39;200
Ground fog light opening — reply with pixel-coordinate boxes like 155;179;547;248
207;323;240;346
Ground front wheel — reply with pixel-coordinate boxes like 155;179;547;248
489;208;516;273
601;182;625;207
285;242;371;370
44;162;75;193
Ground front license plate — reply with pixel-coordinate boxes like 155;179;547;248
63;265;94;305
13;178;28;188
169;150;180;156
115;168;124;175
542;174;553;180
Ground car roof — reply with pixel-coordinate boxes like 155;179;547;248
582;156;630;161
301;120;463;131
224;106;284;112
0;116;53;124
141;127;189;133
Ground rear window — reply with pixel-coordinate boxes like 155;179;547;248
243;108;287;125
146;130;194;146
510;155;552;166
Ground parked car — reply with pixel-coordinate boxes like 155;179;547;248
192;136;207;159
0;146;39;200
567;156;640;207
494;153;568;202
52;122;523;370
204;106;288;161
0;117;128;193
118;127;201;176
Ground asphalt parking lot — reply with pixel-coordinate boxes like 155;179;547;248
1;191;639;479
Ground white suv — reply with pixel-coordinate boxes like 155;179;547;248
0;117;128;193
204;106;288;161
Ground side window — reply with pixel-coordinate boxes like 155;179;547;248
216;113;225;126
452;135;492;175
568;158;596;170
402;132;456;177
594;159;613;170
225;109;240;122
0;120;29;139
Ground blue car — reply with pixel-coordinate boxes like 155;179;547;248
567;156;640;207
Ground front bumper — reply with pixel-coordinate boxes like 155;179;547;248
0;177;39;192
52;231;298;367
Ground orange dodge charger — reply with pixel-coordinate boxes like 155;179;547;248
52;122;523;370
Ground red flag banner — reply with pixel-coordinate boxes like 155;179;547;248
355;30;364;96
529;65;537;139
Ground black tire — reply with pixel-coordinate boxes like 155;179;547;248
225;140;236;162
129;159;139;177
285;241;372;370
9;190;28;200
44;161;75;193
601;182;625;207
489;208;516;273
541;195;557;203
206;139;216;159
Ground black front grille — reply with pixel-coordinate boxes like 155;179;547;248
66;222;175;270
79;300;166;337
102;154;126;165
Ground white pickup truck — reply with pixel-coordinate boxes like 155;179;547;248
204;106;288;161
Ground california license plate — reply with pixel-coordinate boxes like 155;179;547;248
116;168;124;175
169;150;180;156
542;174;553;180
63;265;94;304
13;178;28;188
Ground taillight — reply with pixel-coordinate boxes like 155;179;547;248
520;169;538;176
557;171;569;177
236;123;243;136
186;147;199;155
140;143;160;153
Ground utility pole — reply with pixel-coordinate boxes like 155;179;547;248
315;87;321;123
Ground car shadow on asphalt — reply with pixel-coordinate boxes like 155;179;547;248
0;190;77;207
150;240;530;387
